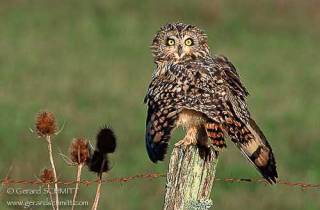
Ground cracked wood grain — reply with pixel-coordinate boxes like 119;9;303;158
163;146;218;210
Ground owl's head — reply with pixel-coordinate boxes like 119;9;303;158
151;23;210;63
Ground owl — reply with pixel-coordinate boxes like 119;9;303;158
144;23;278;183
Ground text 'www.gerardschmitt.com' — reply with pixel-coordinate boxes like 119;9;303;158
6;199;89;208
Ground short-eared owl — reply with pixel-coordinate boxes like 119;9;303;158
144;23;278;183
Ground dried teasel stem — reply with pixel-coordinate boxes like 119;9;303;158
35;112;59;209
47;183;55;210
91;178;102;210
89;127;117;210
71;163;83;210
69;138;90;210
40;168;55;210
46;135;59;210
91;159;106;210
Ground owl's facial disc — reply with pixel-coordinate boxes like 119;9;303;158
151;23;210;63
166;36;196;60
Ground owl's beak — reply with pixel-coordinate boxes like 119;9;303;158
177;45;183;57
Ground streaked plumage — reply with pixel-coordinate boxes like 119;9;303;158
144;23;278;183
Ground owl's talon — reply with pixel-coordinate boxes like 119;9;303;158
174;139;188;147
175;137;196;147
174;140;184;147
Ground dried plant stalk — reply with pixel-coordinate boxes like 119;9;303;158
89;127;117;210
69;138;90;210
40;168;55;210
71;164;83;210
46;136;59;210
91;178;102;210
91;158;106;210
35;111;59;208
47;183;55;210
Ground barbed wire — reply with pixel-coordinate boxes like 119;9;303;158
1;173;320;191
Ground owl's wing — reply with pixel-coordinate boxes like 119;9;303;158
214;55;250;122
212;56;278;183
144;76;181;162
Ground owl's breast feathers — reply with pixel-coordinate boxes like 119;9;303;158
147;56;250;123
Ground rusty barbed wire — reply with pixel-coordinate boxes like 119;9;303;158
1;173;320;191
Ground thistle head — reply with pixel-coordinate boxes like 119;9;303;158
40;168;54;184
69;138;90;165
35;111;57;137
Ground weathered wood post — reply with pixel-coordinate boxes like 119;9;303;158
163;146;218;210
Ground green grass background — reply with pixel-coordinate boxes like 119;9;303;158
0;0;319;209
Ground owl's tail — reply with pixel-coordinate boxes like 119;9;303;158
226;117;278;184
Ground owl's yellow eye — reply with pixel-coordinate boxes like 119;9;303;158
185;38;194;46
166;38;175;46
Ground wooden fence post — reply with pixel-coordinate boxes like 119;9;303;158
163;146;218;210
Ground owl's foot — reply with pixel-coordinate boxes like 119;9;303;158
175;136;197;147
175;126;198;147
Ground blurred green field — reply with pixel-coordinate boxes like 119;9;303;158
0;0;320;209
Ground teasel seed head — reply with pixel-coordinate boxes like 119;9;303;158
35;111;57;137
87;126;117;176
87;150;109;173
69;138;90;164
96;127;116;154
40;168;54;184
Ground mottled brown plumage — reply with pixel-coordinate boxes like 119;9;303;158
144;23;278;183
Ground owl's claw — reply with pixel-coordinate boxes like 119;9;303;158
174;139;186;147
175;137;197;147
